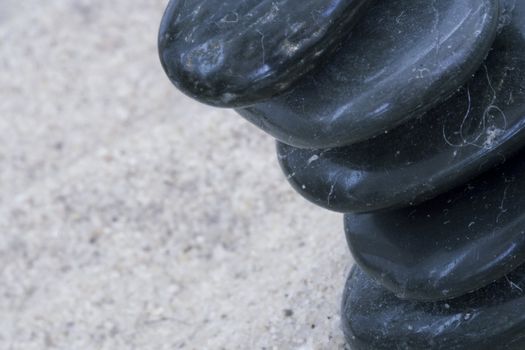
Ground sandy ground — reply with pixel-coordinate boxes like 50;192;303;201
0;1;353;349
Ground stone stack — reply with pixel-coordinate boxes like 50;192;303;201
159;0;525;348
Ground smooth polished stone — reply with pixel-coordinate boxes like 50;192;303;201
342;265;525;350
158;0;371;108
344;146;525;301
238;0;500;148
277;0;523;213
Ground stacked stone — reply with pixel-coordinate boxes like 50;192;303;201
159;0;525;348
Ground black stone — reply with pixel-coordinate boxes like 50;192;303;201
344;146;525;301
158;0;371;107
342;265;525;350
277;0;524;213
157;0;525;348
238;0;500;148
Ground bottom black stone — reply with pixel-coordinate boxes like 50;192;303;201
342;265;525;350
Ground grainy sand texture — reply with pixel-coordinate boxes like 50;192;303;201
0;1;352;349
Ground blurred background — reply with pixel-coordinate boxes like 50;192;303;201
0;1;352;349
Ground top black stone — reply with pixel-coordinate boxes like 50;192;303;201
158;0;371;107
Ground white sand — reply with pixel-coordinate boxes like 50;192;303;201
0;1;352;349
